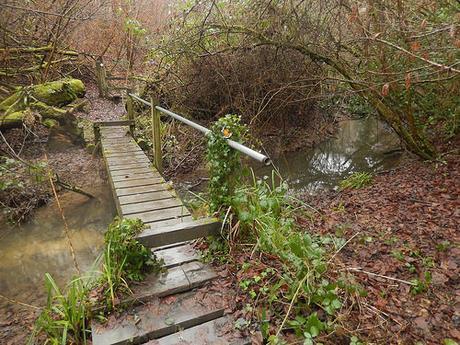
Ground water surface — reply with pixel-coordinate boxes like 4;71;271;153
252;117;402;193
0;186;115;309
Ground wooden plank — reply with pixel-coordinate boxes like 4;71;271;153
126;205;190;223
154;244;199;268
104;151;145;158
110;167;157;177
181;261;218;288
118;190;177;205
116;183;169;196
96;120;134;127
137;218;220;248
111;172;162;182
147;317;250;345
103;144;138;151
107;158;151;167
113;178;163;189
121;198;183;215
110;163;151;171
91;291;225;345
145;216;194;231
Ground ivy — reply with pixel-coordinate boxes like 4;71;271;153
206;114;248;212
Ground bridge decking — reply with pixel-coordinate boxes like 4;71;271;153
93;123;247;345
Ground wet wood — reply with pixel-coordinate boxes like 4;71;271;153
121;198;182;215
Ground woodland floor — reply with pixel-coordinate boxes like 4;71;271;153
216;151;459;344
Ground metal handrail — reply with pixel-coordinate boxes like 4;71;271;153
128;93;271;165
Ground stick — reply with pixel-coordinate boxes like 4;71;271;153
347;267;415;286
328;232;360;263
46;154;81;275
275;274;308;337
0;293;41;310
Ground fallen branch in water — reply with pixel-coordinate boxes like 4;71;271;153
54;174;95;199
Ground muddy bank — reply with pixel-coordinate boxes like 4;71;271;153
0;81;124;224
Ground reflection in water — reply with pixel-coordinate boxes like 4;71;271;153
0;187;115;309
254;117;402;193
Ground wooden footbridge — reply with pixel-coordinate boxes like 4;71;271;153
90;95;269;345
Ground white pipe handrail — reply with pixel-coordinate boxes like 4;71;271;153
129;93;271;165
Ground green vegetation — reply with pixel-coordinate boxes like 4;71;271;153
202;116;365;343
100;217;163;311
33;274;90;344
206;114;248;212
31;217;162;344
340;172;373;190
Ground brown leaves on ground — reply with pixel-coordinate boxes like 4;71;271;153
301;154;460;344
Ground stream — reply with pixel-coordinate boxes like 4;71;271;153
0;186;116;311
252;116;402;193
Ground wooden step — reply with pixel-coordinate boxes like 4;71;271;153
153;243;199;268
122;260;217;306
136;218;221;248
91;290;225;345
143;317;250;345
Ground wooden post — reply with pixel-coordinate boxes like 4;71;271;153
95;57;108;98
150;96;163;174
126;90;135;135
93;123;101;143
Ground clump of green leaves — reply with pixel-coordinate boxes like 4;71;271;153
340;172;373;190
0;157;24;191
101;217;162;309
206;114;248;212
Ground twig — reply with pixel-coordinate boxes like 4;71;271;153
275;274;308;337
46;154;81;275
0;293;41;310
347;267;415;286
328;232;360;263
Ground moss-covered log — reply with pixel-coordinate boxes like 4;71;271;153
0;79;85;129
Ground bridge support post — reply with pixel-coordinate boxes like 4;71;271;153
95;57;108;98
150;96;163;174
127;90;135;135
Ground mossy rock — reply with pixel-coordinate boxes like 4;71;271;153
31;101;67;119
0;111;25;128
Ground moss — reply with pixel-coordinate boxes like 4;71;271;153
32;79;85;107
0;111;25;128
31;101;67;119
0;91;22;113
42;118;59;128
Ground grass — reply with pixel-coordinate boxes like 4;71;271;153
340;172;373;190
30;217;163;344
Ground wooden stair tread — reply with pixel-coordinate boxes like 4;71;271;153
91;290;225;345
144;317;250;345
136;218;221;248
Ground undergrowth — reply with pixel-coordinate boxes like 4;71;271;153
30;217;162;344
201;115;364;343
